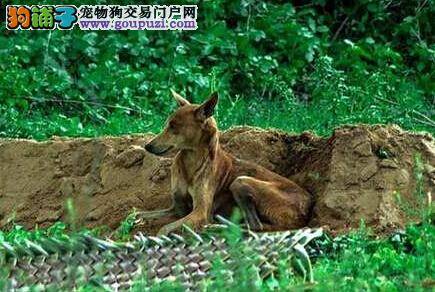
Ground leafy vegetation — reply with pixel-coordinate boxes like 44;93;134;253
0;0;433;139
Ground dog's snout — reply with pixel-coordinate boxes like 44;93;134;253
144;143;154;153
144;140;173;156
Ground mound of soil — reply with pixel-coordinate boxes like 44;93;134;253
0;125;433;234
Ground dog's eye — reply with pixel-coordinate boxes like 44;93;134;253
168;122;179;134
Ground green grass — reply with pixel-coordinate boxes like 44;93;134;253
1;54;433;140
0;1;433;139
312;224;434;291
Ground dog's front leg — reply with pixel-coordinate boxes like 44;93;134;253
171;156;192;217
136;188;187;220
157;186;214;235
137;162;190;220
157;211;208;236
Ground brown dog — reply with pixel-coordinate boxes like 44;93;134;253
142;90;312;235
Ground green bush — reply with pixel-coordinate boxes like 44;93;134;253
0;0;433;139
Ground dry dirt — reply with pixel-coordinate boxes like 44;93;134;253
0;125;433;235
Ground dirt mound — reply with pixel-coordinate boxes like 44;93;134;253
0;125;433;234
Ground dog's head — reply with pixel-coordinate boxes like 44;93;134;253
144;90;218;156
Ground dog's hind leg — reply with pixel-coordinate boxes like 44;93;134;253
230;176;310;230
230;177;264;231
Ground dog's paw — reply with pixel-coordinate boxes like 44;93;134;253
157;221;182;236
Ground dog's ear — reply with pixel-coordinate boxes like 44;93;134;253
171;89;190;107
196;92;218;120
